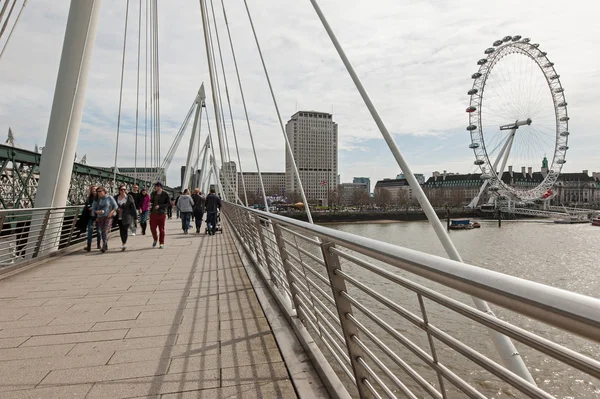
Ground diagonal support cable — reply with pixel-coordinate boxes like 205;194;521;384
241;0;313;222
220;0;268;210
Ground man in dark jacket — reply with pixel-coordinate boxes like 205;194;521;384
149;182;171;248
191;189;205;234
205;188;221;235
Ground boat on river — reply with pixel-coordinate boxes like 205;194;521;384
592;217;600;227
554;215;590;224
449;219;474;230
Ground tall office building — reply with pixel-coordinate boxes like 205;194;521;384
285;111;338;205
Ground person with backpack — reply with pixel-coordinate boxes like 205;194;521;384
149;182;171;249
191;188;205;234
205;188;221;235
176;189;194;234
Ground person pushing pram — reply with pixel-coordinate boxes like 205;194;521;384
205;188;221;235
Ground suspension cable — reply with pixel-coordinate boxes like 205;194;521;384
219;0;269;211
112;0;131;190
208;0;248;206
203;0;232;165
152;0;161;176
0;0;27;62
144;0;148;180
0;0;16;41
134;0;142;184
241;0;313;222
148;0;154;172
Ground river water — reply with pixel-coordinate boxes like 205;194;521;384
318;219;600;398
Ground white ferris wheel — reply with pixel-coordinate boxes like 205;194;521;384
467;35;569;204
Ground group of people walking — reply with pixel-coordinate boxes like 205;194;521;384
81;183;221;253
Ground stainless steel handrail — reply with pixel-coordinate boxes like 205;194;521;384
223;202;600;399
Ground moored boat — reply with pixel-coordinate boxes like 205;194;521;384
592;218;600;227
449;219;474;230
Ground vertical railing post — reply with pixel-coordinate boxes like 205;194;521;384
417;293;448;399
254;215;278;286
272;222;303;316
66;208;80;246
320;241;371;398
33;210;51;258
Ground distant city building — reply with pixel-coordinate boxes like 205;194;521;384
353;177;371;194
238;172;286;199
338;182;369;206
422;164;600;207
220;161;238;200
285;111;338;205
374;178;416;204
101;167;166;186
396;173;425;185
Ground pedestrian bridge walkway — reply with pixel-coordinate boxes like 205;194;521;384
0;218;302;398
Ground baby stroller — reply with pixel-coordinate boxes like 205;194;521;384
205;211;223;234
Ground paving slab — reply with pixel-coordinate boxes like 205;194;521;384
0;218;301;398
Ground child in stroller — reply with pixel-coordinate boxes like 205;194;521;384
205;211;222;234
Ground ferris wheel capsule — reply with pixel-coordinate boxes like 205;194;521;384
469;143;480;149
466;124;477;131
522;38;531;43
493;40;503;46
472;72;482;79
474;159;485;166
503;36;512;42
466;106;476;113
512;35;522;41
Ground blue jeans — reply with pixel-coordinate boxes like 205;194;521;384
87;218;100;248
180;212;192;232
206;212;217;234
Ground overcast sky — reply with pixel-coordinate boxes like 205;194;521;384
0;0;598;188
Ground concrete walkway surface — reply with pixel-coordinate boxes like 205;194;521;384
0;218;299;398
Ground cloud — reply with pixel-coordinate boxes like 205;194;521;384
0;0;598;189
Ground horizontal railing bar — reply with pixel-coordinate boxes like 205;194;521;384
229;204;600;341
426;323;553;398
288;264;336;308
0;206;82;215
277;224;321;245
336;254;600;379
337;268;425;328
362;377;383;399
353;335;418;399
357;356;396;399
286;251;331;287
346;313;442;399
343;292;551;399
346;312;485;399
295;287;345;345
296;304;355;384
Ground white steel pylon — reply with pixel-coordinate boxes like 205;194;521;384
182;84;205;191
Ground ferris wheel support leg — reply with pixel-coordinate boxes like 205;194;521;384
309;0;535;385
496;128;516;179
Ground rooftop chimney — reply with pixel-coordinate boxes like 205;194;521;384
583;170;589;175
521;166;526;175
528;167;533;177
508;165;513;177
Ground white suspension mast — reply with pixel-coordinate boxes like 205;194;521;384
134;0;142;184
308;0;535;384
182;84;205;191
199;0;228;196
241;0;312;221
112;0;130;190
208;0;248;206
197;136;211;193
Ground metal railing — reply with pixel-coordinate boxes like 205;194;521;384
0;206;91;268
223;202;600;399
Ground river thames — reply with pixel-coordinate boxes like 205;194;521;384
321;219;600;398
